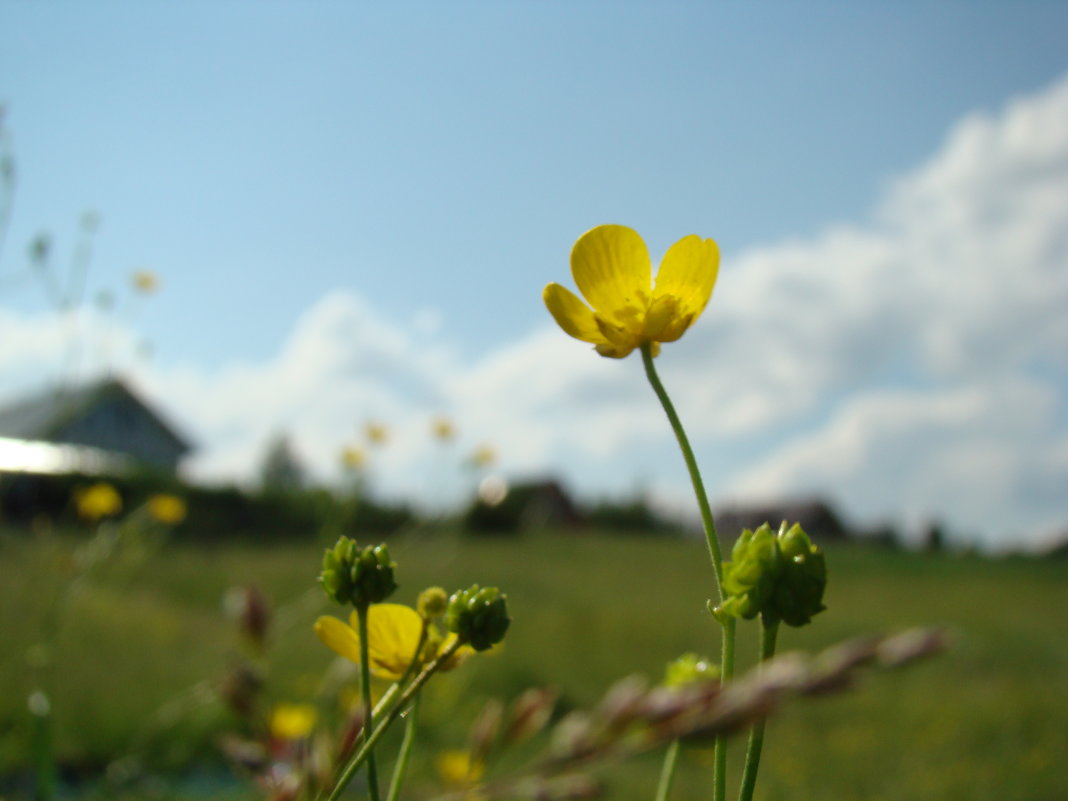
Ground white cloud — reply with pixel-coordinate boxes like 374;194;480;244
725;379;1068;549
2;74;1066;548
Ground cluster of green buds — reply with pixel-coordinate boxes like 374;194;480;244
714;521;827;627
445;584;511;651
663;652;720;688
416;586;449;620
319;536;397;608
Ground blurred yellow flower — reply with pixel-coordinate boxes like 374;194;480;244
341;445;367;470
75;482;122;521
131;269;159;293
435;749;485;787
469;445;496;469
431;416;456;442
365;422;389;445
314;604;470;682
269;703;316;741
148;494;186;525
543;224;719;359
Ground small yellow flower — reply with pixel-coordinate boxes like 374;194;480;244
365;422;389;446
431;416;456;442
435;749;485;787
468;445;496;469
148;494;186;525
131;269;159;293
269;703;317;741
75;482;123;521
314;604;470;681
543;224;719;358
341;445;367;470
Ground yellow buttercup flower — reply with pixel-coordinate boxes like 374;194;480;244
147;493;186;525
269;703;317;741
365;422;389;446
75;482;123;521
468;445;496;469
341;445;367;470
543;224;719;358
131;269;159;293
314;603;470;682
435;749;485;787
431;416;456;442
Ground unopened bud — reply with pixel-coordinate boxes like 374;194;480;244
714;522;826;628
663;652;719;688
417;586;448;620
445;584;510;651
319;537;397;608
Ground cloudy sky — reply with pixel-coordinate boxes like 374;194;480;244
1;3;1066;550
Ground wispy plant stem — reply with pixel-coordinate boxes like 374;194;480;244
323;639;464;801
355;605;382;801
655;739;681;801
639;344;725;585
640;343;734;801
385;696;420;801
737;620;779;801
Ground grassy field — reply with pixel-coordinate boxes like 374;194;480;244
1;525;1066;800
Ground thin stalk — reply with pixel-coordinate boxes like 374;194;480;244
655;740;681;801
639;344;725;585
355;605;382;801
737;621;779;801
640;342;734;801
385;696;420;801
323;639;464;801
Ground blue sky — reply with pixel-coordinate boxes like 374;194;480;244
2;2;1067;549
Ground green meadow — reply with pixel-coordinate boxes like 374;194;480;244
2;527;1066;800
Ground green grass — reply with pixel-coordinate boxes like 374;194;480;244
1;526;1066;800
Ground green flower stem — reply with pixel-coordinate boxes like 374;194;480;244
655;739;681;801
323;639;464;801
355;605;382;801
641;342;734;801
385;695;420;801
715;616;736;801
639;344;725;586
737;620;779;801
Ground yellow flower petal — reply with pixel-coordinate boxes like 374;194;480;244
652;234;720;333
570;225;652;329
641;294;682;341
314;615;363;664
349;604;424;680
542;283;606;344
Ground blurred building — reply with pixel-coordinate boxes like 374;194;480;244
715;498;849;545
0;376;192;475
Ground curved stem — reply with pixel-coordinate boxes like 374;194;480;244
737;620;779;801
655;740;681;801
640;342;734;801
355;605;382;801
640;343;725;587
322;639;464;801
386;696;420;801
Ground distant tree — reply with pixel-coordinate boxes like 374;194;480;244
922;520;946;552
260;433;306;493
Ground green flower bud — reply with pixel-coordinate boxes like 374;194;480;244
318;537;397;608
775;522;827;627
663;652;719;688
714;522;826;627
445;584;510;651
417;586;449;620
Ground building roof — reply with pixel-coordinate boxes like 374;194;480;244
0;376;192;455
